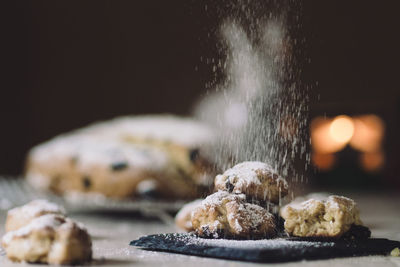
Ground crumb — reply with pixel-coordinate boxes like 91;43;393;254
391;247;400;257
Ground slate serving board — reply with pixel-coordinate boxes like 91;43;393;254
130;233;400;263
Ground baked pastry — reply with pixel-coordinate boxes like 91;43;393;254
26;115;216;199
27;137;172;198
214;161;288;204
280;195;364;238
191;191;276;239
5;199;65;232
175;199;202;232
2;214;92;265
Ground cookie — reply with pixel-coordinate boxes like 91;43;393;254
175;199;202;232
214;161;288;204
191;191;276;239
5;199;65;232
280;195;364;238
26;115;216;199
2;214;92;265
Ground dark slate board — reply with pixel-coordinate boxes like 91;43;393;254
130;233;400;263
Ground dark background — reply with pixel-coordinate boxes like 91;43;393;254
2;1;399;189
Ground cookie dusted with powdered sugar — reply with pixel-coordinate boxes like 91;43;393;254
5;199;65;232
191;191;276;239
2;214;92;265
214;161;288;204
281;195;367;238
26;114;216;199
175;199;203;232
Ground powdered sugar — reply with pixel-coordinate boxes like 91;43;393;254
166;233;335;250
200;190;245;207
8;199;65;218
78;114;215;148
2;214;66;245
287;195;356;212
27;115;216;194
287;198;320;211
29;135;169;173
218;161;266;187
243;203;273;228
195;191;274;236
217;161;287;190
194;2;309;190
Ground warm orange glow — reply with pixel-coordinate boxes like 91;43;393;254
350;115;384;152
329;115;354;143
311;117;347;153
312;152;336;171
311;114;385;172
360;151;384;172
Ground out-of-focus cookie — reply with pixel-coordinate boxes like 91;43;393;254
5;199;65;232
214;161;288;204
26;115;216;200
82;115;216;195
26;137;172;198
175;199;202;232
191;191;276;239
280;195;365;238
2;214;92;265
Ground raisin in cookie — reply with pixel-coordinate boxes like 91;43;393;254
175;199;202;232
2;214;92;265
5;199;65;232
26;114;216;199
214;161;288;204
81;115;216;195
280;195;365;238
191;191;276;239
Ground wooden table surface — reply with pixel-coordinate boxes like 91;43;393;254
1;192;399;267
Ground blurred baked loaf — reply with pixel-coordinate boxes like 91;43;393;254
26;115;216;199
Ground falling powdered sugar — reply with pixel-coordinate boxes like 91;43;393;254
194;1;309;190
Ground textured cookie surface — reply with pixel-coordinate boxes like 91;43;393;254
214;161;288;204
26;114;216;199
175;199;203;232
2;214;92;265
280;195;363;238
5;199;65;232
191;191;276;239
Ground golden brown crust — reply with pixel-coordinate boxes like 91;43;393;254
280;195;363;238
